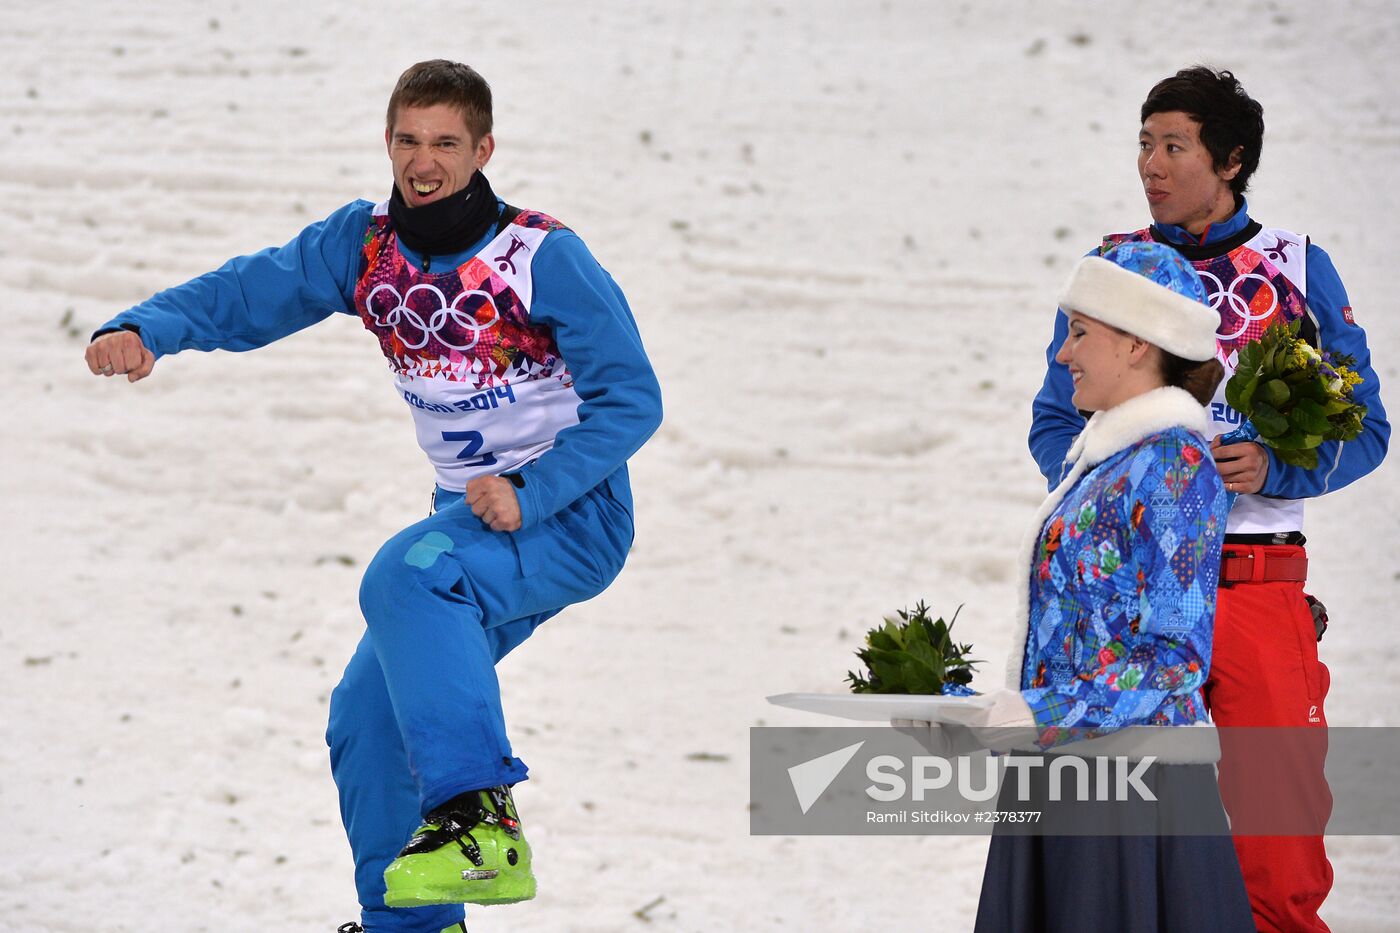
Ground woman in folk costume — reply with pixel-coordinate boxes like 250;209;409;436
967;241;1254;931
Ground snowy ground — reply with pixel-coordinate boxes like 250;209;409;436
2;1;1398;931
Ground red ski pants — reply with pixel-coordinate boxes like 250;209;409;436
1206;546;1333;933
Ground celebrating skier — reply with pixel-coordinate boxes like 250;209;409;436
85;60;662;933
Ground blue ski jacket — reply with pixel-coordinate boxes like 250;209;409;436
98;198;663;530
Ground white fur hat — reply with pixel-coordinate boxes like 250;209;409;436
1058;242;1219;361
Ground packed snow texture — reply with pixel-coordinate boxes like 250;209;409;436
2;1;1398;931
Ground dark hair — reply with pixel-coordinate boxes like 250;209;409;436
1159;351;1224;406
386;60;493;140
1140;66;1264;195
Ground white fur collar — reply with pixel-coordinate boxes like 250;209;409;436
1063;386;1210;476
1004;386;1209;689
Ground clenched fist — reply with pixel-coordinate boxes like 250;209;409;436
466;475;523;532
86;330;156;383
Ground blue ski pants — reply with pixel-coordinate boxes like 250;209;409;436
326;473;634;933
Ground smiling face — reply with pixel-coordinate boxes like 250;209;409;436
1055;312;1160;412
1137;111;1240;235
387;103;494;208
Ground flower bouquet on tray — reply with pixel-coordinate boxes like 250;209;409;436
1221;319;1367;468
767;601;994;723
846;601;979;697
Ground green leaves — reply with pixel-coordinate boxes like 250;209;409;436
1323;397;1354;416
846;601;980;695
1224;371;1257;414
1251;402;1288;438
1273;446;1320;469
1236;340;1264;377
1255;379;1290;409
1290;398;1331;436
1224;336;1267;413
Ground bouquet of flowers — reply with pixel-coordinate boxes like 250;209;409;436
1223;320;1367;469
846;601;979;696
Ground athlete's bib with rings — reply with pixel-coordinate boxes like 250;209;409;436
355;202;582;491
1103;226;1312;535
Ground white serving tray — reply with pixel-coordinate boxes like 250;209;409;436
766;692;997;725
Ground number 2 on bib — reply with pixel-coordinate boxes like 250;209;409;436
442;430;498;468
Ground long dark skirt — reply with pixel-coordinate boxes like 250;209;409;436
973;760;1254;933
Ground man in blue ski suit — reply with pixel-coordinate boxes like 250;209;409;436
85;60;662;933
1028;67;1387;933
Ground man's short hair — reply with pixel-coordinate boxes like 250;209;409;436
1140;66;1264;195
386;60;493;141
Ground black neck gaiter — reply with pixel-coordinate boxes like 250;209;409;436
388;171;499;258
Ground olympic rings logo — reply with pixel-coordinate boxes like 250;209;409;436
1197;270;1277;341
364;283;500;351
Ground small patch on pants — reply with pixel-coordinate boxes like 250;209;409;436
403;531;455;569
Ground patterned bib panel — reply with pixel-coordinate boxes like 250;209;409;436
354;204;582;491
1102;228;1310;534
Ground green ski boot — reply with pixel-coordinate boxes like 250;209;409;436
382;786;535;908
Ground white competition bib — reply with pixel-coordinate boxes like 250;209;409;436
396;374;581;490
353;202;582;491
1202;227;1309;535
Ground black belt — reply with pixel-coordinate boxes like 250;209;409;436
1223;531;1306;546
